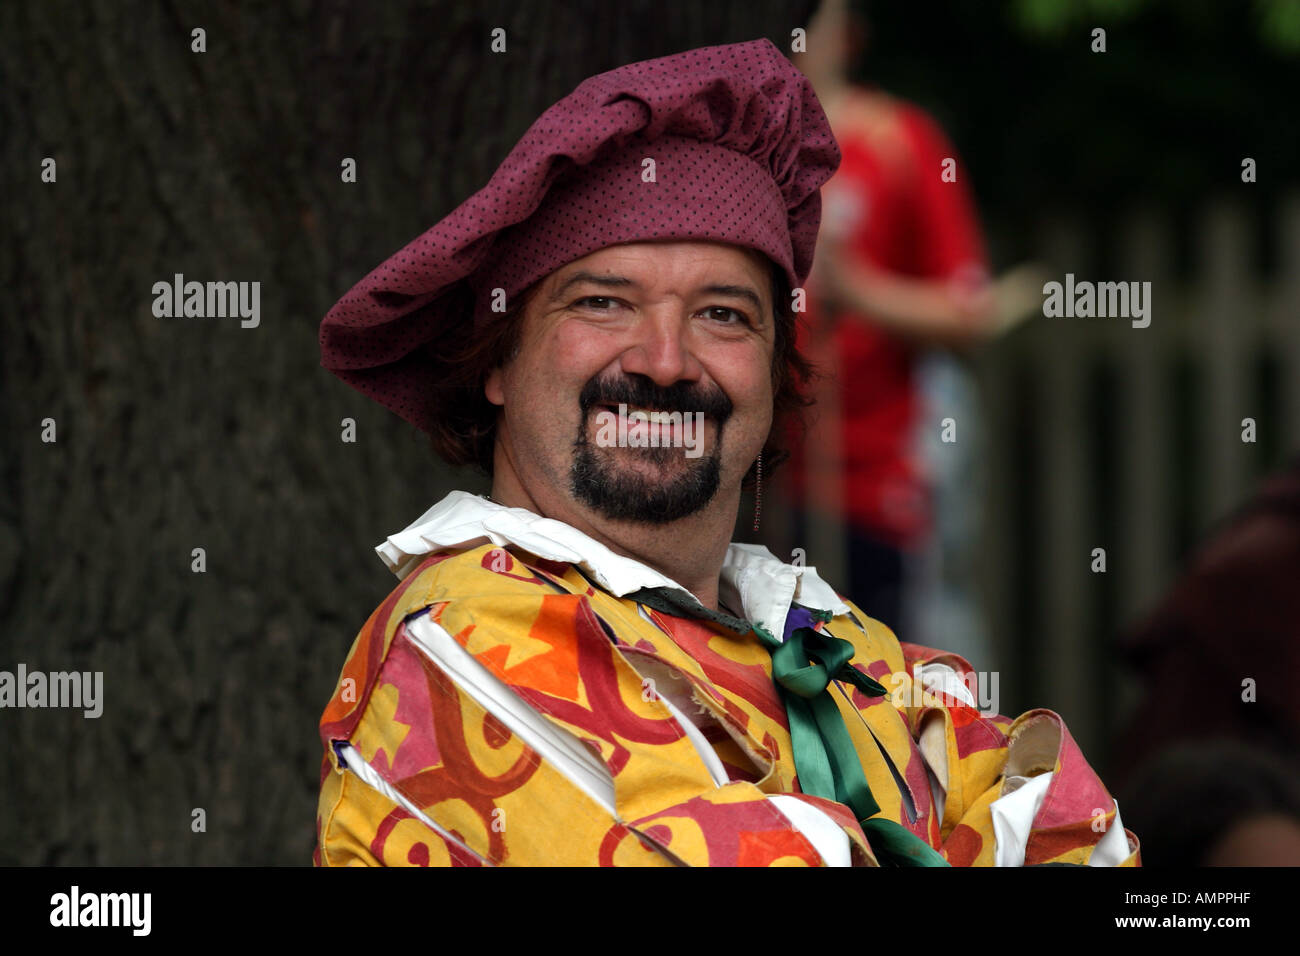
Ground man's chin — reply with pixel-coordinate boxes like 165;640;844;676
597;445;700;475
569;446;721;524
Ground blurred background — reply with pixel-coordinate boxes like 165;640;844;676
2;0;1297;865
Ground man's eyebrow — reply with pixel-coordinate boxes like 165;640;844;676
549;274;766;314
700;284;764;314
548;272;636;301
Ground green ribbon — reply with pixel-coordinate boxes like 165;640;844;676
626;586;949;867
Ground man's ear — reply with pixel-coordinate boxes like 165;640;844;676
485;366;506;406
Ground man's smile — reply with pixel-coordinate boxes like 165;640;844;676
586;402;715;453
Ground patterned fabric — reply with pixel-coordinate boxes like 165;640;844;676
315;542;1141;867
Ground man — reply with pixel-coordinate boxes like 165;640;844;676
315;39;1138;867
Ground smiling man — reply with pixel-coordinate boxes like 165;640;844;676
314;39;1139;867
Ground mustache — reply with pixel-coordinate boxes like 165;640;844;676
577;373;733;422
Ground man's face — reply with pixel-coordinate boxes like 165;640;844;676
484;241;776;526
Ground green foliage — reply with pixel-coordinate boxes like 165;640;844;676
1010;0;1300;52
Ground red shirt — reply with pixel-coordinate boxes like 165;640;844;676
787;92;988;549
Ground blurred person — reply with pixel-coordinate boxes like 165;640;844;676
1111;455;1300;865
789;0;1038;659
1117;739;1300;866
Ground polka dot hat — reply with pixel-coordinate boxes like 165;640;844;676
318;38;841;434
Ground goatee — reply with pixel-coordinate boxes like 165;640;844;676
570;429;722;523
569;371;732;523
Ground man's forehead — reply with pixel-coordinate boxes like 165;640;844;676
543;241;772;296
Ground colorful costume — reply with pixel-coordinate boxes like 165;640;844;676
315;493;1139;866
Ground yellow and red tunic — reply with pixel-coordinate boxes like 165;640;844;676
315;519;1139;867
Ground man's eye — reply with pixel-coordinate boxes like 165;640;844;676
575;296;618;310
704;306;749;326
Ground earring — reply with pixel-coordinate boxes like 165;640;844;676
753;452;763;534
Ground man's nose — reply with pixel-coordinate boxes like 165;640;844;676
617;307;704;386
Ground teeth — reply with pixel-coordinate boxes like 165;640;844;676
623;407;677;423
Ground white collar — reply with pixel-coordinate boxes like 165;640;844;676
376;490;851;640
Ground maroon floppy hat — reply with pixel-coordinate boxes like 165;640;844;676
318;38;840;434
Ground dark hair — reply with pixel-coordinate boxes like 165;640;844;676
426;262;817;485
